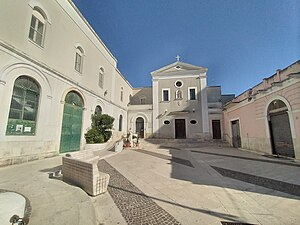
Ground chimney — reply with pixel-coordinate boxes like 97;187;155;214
276;69;281;82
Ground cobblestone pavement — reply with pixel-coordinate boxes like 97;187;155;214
98;159;181;225
132;149;194;168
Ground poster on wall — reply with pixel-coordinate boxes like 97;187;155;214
24;127;32;132
16;124;23;133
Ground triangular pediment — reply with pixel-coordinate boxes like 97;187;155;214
151;61;207;76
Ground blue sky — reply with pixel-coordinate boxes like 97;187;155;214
72;0;299;95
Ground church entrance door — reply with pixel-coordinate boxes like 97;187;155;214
175;119;186;139
136;117;144;138
212;120;221;139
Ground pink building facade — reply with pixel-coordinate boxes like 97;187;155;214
223;60;300;160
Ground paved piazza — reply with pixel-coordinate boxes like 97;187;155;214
0;140;299;225
100;140;300;225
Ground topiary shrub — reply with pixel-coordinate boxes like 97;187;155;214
84;114;115;144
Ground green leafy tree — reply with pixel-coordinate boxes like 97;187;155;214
84;114;115;143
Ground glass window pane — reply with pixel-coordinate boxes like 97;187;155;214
36;33;42;45
9;110;22;119
99;73;103;88
29;28;35;40
75;53;82;72
10;96;24;110
37;21;44;34
190;89;196;100
30;16;36;28
23;111;36;121
163;90;169;101
13;86;25;97
26;90;38;102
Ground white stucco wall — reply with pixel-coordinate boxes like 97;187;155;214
0;0;132;166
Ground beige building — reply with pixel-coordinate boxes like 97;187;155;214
127;61;233;140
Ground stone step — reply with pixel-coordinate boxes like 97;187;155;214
139;138;229;149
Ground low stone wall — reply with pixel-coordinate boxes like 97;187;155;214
62;156;110;196
0;140;58;167
62;138;124;196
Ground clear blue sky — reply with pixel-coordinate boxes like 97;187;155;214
72;0;299;95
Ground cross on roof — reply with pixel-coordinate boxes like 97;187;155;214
176;55;180;62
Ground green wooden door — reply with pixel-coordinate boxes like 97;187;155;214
60;91;84;153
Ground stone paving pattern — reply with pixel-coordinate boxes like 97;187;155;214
191;150;300;167
98;159;181;225
133;149;194;168
212;166;300;197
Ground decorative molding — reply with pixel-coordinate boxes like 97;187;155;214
0;41;128;112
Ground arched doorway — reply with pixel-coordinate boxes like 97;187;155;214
60;91;84;153
268;99;295;158
95;105;102;115
136;117;144;138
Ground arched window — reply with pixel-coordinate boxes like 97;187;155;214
140;95;146;104
268;100;288;114
75;46;84;73
119;115;123;131
99;67;104;88
29;8;46;46
65;91;84;107
95;105;102;115
6;76;40;135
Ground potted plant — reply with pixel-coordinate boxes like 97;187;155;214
85;114;114;144
123;132;131;147
132;134;140;148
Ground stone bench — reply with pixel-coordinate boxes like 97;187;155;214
62;153;110;196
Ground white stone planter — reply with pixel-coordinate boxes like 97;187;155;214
84;142;109;151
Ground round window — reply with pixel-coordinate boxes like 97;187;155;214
164;120;170;125
175;80;183;88
190;120;197;124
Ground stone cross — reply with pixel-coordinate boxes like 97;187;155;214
176;55;180;62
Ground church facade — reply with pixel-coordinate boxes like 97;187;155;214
0;0;231;166
127;61;231;140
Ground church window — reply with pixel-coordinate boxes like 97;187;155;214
99;67;104;88
120;87;124;102
6;76;40;135
188;87;197;100
164;120;170;125
29;8;46;46
75;46;84;73
119;115;123;131
190;120;197;124
162;89;170;101
175;80;183;88
140;95;146;104
95;105;102;115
